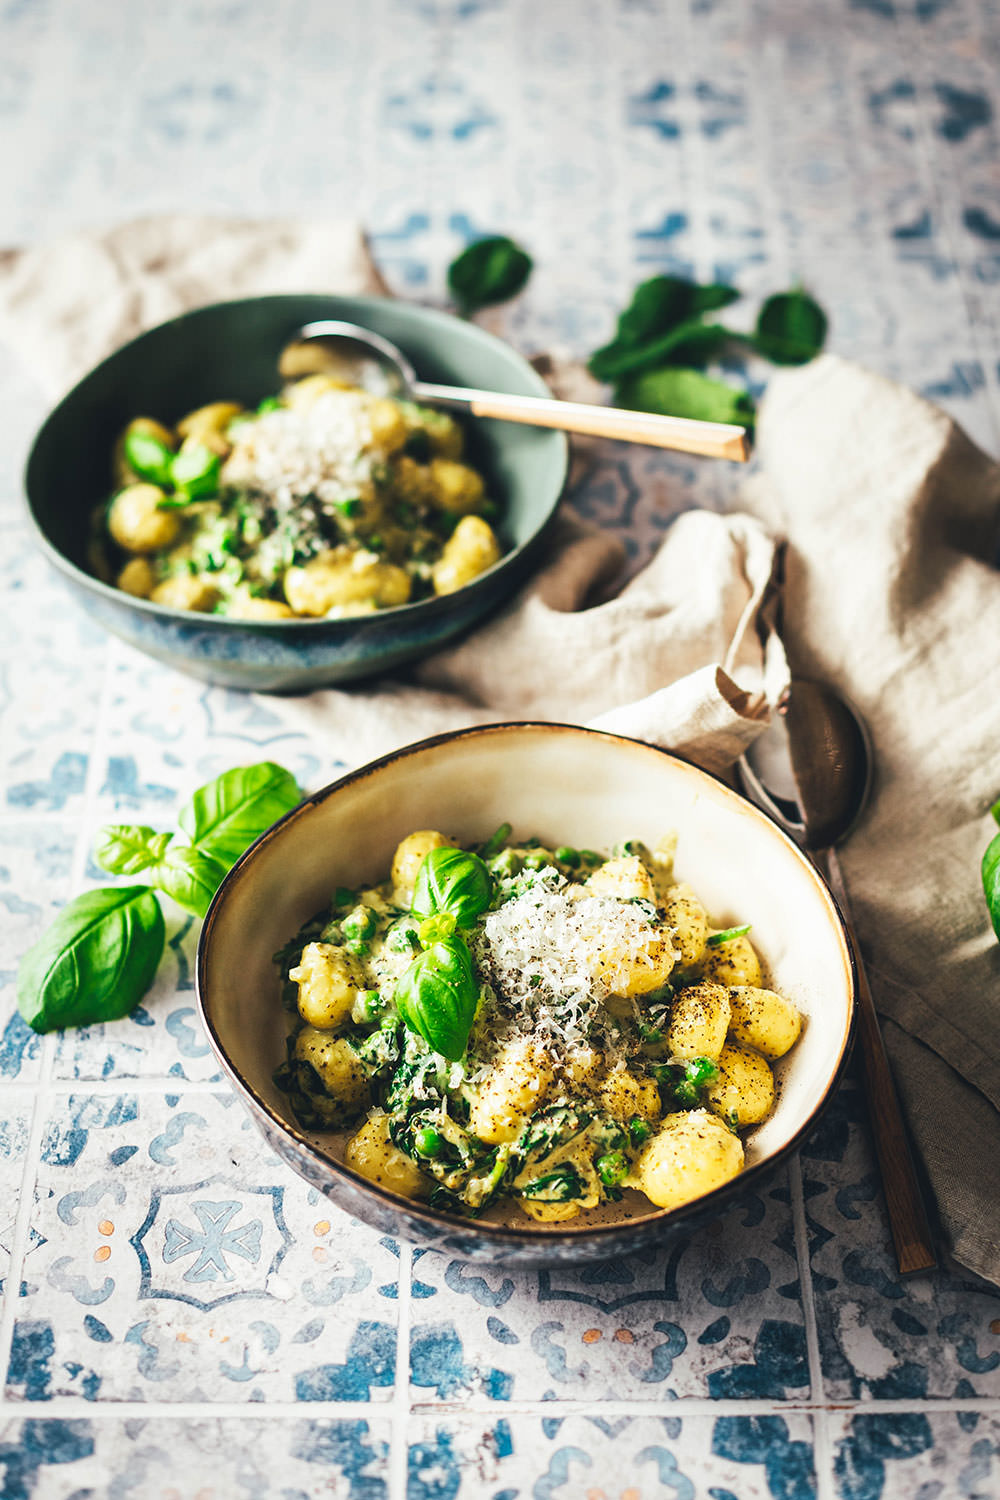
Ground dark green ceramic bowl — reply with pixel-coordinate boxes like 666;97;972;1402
24;295;568;692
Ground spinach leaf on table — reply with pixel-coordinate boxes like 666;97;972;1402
983;798;1000;941
616;366;757;426
588;274;738;380
751;289;828;365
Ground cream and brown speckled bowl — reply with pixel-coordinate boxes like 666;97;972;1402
196;724;856;1265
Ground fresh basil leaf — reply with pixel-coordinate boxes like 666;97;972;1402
395;936;478;1061
412;847;492;928
616;366;756;426
94;825;173;877
706;923;752;947
983;828;1000;941
177;761;302;870
590;320;743;382
447;235;533;314
752;289;827;365
589;276;739;379
147;844;229;918
170;443;221;500
17;885;164;1033
123;430;174;486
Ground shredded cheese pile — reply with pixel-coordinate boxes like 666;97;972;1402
222;391;378;513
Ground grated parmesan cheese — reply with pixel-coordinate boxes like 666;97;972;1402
222;390;380;514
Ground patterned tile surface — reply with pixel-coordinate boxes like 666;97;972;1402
1;0;999;1495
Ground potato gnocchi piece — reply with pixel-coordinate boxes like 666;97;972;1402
634;1108;744;1210
108;484;181;554
700;931;762;988
290;941;364;1029
586;855;656;904
467;1035;553;1144
283;548;411;616
150;572;219;612
294;1028;370;1120
728;986;802;1059
427;457;486;514
705;1042;775;1126
391;829;454;900
599;1068;662;1125
590;925;675;999
665;983;731;1062
116;557;157;599
662;882;709;967
345;1113;428;1199
432;515;501;596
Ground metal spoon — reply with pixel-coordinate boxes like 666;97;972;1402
737;678;938;1277
279;320;751;462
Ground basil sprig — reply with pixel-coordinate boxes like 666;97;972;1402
412;847;492;929
982;798;1000;941
395;938;479;1062
588;273;827;427
395;847;492;1059
447;235;533;315
123;430;221;506
17;886;165;1033
18;760;302;1034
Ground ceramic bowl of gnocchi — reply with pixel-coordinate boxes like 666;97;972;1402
24;294;568;692
196;723;856;1265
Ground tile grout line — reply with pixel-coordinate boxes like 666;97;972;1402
389;1240;414;1500
0;643;118;1405
789;1151;837;1500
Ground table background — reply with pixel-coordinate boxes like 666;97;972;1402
2;2;1000;1496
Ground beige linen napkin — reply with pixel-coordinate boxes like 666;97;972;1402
5;217;1000;1282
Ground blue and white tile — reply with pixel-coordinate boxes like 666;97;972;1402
803;1080;1000;1403
0;1414;392;1499
0;825;76;1083
5;1091;400;1403
407;1411;819;1500
409;1168;808;1404
0;1097;32;1304
830;1409;1000;1500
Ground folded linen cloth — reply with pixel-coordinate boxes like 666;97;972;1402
4;216;1000;1284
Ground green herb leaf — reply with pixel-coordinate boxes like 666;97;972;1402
395;936;478;1061
147;843;229;918
94;825;173;877
412;846;492;929
752;289;828;365
447;235;533;315
616;367;756;426
177;761;302;871
17;885;164;1033
589;276;739;380
170;443;222;500
983;827;1000;942
706;923;752;947
591;319;744;382
123;430;174;486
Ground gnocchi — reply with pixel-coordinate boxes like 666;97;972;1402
273;826;801;1222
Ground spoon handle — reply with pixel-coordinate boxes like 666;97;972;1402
822;848;939;1276
412;382;751;461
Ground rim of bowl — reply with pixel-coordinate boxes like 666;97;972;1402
195;721;858;1247
23;293;569;629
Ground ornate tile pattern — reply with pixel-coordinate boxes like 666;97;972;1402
1;0;999;1495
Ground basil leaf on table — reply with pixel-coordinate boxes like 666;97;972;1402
447;235;533;315
178;761;301;870
122;429;174;486
590;320;742;382
616;366;756;426
95;825;173;876
589;275;739;379
412;846;492;928
146;844;229;919
17;885;165;1033
395;936;478;1061
982;798;1000;941
751;289;828;365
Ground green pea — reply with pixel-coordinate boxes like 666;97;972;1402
342;905;376;941
628;1117;652;1147
414;1126;443;1158
686;1055;718;1086
597;1150;629;1188
488;848;521;878
523;852;548;871
555;846;580;868
580;850;601;866
345;937;370;957
257;395;282;414
334;497;362;518
357;989;384;1023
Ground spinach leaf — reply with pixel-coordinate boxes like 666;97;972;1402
412;846;492;928
447;235;533;314
395;936;478;1060
148;844;229;918
982;798;1000;941
17;885;164;1033
178;761;302;870
616;366;756;426
589;276;738;379
95;825;173;876
123;430;174;486
752;289;827;365
590;320;742;382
